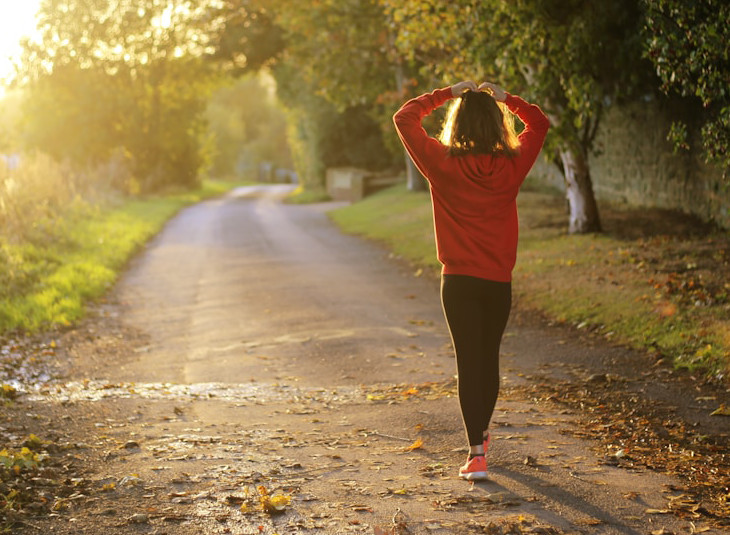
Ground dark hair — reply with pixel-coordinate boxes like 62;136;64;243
439;90;519;158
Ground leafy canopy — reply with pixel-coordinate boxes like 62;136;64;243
644;0;730;171
382;0;651;156
18;0;220;192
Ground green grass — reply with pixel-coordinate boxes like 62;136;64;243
284;185;332;204
329;183;730;379
0;179;243;333
329;184;438;269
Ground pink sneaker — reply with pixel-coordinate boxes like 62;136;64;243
458;455;488;480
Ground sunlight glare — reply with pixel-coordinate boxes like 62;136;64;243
0;0;42;94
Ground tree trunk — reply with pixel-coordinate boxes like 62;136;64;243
405;154;428;191
560;146;602;233
390;43;427;193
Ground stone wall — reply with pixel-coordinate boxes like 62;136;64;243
325;167;402;202
529;98;729;229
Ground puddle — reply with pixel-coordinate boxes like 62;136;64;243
15;379;365;405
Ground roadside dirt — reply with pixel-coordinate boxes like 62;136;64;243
2;185;728;535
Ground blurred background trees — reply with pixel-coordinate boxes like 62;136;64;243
205;73;291;182
19;0;217;193
3;0;729;230
380;0;654;233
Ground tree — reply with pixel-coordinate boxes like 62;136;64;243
18;0;219;192
272;61;394;191
643;0;730;174
381;0;653;233
210;0;425;192
205;0;286;73
273;0;431;190
205;73;292;180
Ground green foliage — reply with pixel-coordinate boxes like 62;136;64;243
0;152;103;243
644;0;730;172
20;65;122;166
268;0;395;110
0;447;42;474
272;65;333;189
205;74;291;180
0;92;22;153
211;0;409;190
206;1;286;72
18;0;220;193
382;0;651;156
273;61;395;190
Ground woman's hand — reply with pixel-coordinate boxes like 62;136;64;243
478;82;507;102
451;80;478;97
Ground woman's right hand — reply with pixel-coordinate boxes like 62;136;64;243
478;82;507;102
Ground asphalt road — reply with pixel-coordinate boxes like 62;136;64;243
115;184;451;388
32;184;713;535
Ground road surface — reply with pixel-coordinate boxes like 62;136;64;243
22;184;720;535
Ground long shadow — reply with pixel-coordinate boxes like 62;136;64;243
484;465;645;535
449;476;574;530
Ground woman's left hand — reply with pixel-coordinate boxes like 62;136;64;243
451;80;478;97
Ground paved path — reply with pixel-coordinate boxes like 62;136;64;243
24;184;717;535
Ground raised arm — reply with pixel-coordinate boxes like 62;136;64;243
392;86;454;178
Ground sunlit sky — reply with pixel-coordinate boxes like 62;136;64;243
0;0;42;94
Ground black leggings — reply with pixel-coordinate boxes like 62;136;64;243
441;274;512;446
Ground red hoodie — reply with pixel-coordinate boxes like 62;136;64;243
393;87;550;282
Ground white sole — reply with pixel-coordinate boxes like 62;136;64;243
459;471;488;480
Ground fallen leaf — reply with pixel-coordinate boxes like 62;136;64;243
404;438;423;452
655;302;677;317
129;513;149;524
710;404;730;416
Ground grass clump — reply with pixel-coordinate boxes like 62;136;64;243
329;182;730;379
284;184;331;204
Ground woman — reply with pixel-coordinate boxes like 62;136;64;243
393;80;549;480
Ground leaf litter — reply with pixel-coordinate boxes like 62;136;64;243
514;377;730;529
3;322;725;534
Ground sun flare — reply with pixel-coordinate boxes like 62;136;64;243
0;0;42;93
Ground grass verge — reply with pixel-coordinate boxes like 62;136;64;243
0;180;242;334
284;184;331;204
328;182;730;379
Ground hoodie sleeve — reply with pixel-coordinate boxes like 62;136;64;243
392;87;454;180
503;93;550;180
